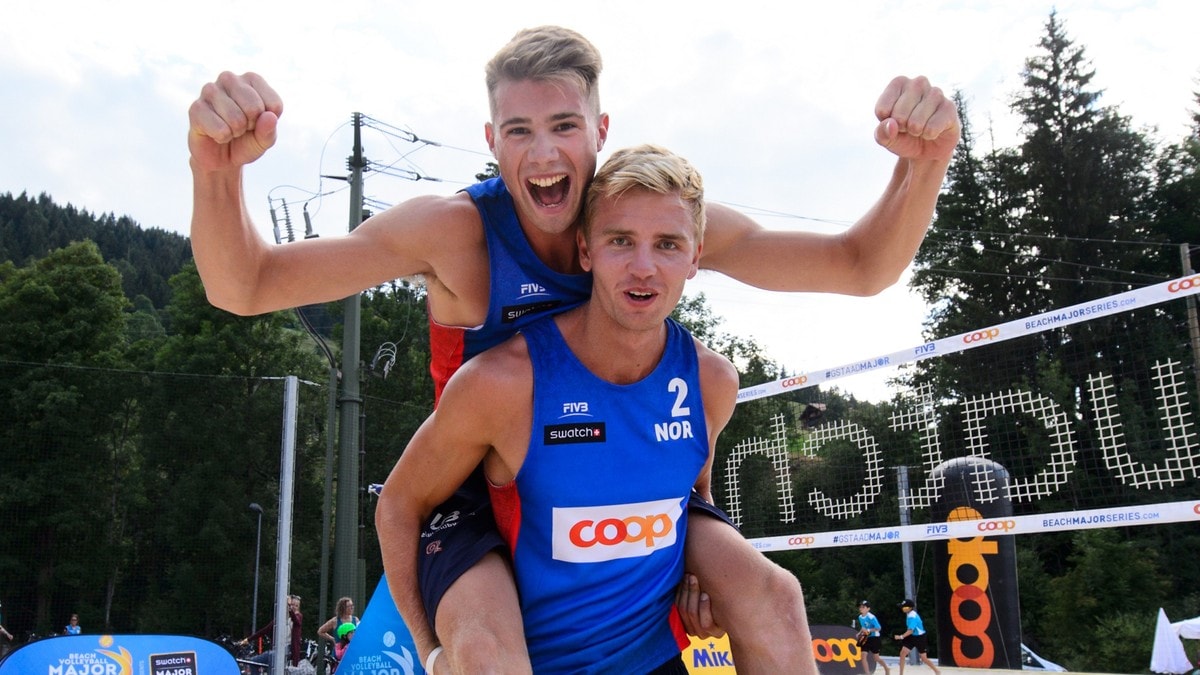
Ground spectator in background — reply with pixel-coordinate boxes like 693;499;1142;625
333;622;356;670
855;600;890;675
64;614;81;635
241;594;303;671
317;597;358;647
894;599;940;675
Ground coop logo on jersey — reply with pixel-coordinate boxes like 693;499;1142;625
544;422;606;445
502;299;563;323
552;498;682;562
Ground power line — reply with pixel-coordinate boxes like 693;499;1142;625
916;267;1156;287
919;239;1171;284
927;226;1178;249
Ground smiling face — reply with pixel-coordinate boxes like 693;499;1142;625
485;78;608;238
578;188;700;333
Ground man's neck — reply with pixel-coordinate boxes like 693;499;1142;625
522;223;584;274
556;304;667;384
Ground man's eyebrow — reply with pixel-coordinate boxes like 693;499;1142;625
498;111;585;129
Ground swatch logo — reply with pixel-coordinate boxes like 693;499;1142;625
544;422;606;445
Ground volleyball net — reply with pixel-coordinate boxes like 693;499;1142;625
716;275;1200;550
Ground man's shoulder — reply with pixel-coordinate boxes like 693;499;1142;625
452;333;533;390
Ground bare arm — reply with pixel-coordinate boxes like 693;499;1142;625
699;75;960;296
316;616;337;644
188;72;483;316
375;346;529;666
695;341;740;498
674;341;740;638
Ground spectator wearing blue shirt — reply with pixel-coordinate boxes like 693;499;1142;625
894;599;940;675
856;600;890;675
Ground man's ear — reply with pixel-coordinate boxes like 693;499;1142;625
687;240;703;279
577;229;593;272
596;112;610;151
485;122;496;155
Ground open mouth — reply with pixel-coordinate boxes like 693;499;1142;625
528;174;569;208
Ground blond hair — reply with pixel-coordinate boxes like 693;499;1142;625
485;26;603;119
583;144;706;240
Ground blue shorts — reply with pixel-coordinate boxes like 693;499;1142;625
416;469;505;631
687;490;738;529
416;480;737;630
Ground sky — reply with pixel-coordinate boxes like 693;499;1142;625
2;0;1198;401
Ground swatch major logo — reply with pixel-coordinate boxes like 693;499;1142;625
0;634;236;675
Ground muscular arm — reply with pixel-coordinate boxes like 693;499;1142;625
188;71;486;317
375;344;530;665
190;186;482;315
699;76;960;296
694;341;740;499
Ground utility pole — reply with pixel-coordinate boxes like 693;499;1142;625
896;466;919;667
334;113;367;608
1180;244;1200;398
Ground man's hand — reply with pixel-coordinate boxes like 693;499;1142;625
874;75;960;164
675;573;725;639
188;71;283;172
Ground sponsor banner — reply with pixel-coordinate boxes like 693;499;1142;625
749;500;1199;552
338;575;422;674
737;274;1190;402
684;625;874;674
0;634;236;675
683;634;736;673
930;459;1021;669
809;624;870;675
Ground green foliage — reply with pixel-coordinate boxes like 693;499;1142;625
0;191;191;307
0;241;136;633
1041;529;1168;669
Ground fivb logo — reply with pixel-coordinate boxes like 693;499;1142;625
560;401;591;418
552;498;681;563
518;282;549;298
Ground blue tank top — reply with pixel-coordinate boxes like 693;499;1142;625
428;178;591;403
490;316;709;673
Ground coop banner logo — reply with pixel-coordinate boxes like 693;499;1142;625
0;634;235;675
338;576;421;674
963;328;1000;344
1168;275;1200;293
807;625;865;674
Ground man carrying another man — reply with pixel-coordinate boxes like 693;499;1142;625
187;24;959;673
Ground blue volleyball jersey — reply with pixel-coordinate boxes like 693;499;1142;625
906;609;927;636
490;317;709;674
428;178;591;403
858;611;882;636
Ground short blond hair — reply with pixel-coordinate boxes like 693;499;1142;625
485;26;603;119
583;144;706;241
